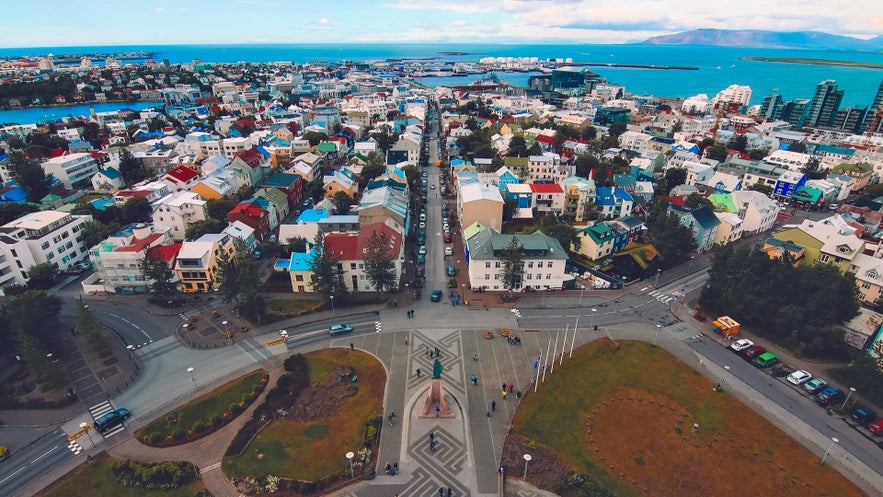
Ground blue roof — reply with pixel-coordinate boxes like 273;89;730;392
90;197;116;211
100;167;121;179
296;208;329;223
815;144;855;156
259;172;300;188
0;187;28;203
596;187;634;206
286;247;317;271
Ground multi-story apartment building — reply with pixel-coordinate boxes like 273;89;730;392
0;211;92;291
806;80;844;128
527;153;571;183
175;233;236;293
42;152;99;189
465;227;570;291
152;191;208;241
88;223;178;294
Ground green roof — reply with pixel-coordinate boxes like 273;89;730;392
792;186;823;202
317;142;337;153
708;193;737;213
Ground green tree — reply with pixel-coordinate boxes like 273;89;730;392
139;248;178;302
658;168;687;196
498;236;525;291
214;239;266;321
646;202;697;269
76;297;111;358
9;152;52;202
705;143;729;162
185;218;223;240
683;192;713;209
118;150;148;185
331;191;354;214
0;203;40;225
746;181;774;196
302;130;327;147
372;124;398;154
2;290;63;347
26;262;59;289
788;141;807;153
206;196;238;222
360;162;387;183
801;157;825;180
608;122;627;138
697;137;716;153
728;134;748;153
502;197;518;222
574;153;601;178
363;229;397;294
81;220;122;249
121;196;152;224
747;148;768;160
861;183;883;200
508;136;528;157
308;232;348;301
304;178;326;204
538;222;581;252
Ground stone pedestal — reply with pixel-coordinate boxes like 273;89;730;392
418;378;454;418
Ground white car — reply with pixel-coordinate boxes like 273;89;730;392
729;338;754;352
419;221;426;229
443;223;449;231
418;245;427;255
787;370;812;385
444;246;453;256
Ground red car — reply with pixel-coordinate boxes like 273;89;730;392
869;419;883;436
741;345;767;361
444;233;452;243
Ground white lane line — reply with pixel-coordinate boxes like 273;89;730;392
0;466;26;485
30;444;59;464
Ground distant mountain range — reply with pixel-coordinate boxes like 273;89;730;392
640;29;883;51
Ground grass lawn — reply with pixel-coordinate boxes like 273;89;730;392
223;349;385;481
506;339;865;497
37;453;205;497
136;370;266;444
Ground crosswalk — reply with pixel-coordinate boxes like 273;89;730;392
67;439;84;455
375;321;383;333
647;289;683;304
89;400;126;438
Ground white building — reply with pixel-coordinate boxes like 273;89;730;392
711;84;752;107
42;152;99;189
763;150;811;172
0;211;92;291
88;223;177;294
682;94;710;114
730;190;778;234
465;226;571;291
151;191;208;241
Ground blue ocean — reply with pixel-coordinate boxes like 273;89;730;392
1;43;882;123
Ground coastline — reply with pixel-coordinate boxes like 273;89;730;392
740;56;883;69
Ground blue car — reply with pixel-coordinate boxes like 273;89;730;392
816;387;845;406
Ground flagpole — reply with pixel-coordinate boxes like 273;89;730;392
551;331;560;374
570;317;579;358
541;338;551;383
560;324;567;366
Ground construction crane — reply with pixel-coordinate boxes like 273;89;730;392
865;104;883;149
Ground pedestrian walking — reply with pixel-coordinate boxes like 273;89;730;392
439;487;444;497
405;337;409;345
429;431;435;442
508;383;514;393
491;400;496;411
486;411;491;417
435;346;440;356
447;487;452;497
502;390;508;400
424;345;429;355
416;368;422;377
350;343;354;350
501;383;507;392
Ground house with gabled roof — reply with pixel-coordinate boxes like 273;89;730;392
576;223;617;261
191;173;236;200
288;151;325;181
323;167;358;200
258;173;303;209
227;200;270;241
596;187;634;220
91;166;123;190
151;190;207;241
222;220;257;254
254;187;290;227
162;165;200;192
668;204;721;253
358;184;408;234
460;181;504;231
464;224;571;291
322;221;404;292
562;176;597;224
529;183;565;215
175;232;236;293
769;217;864;273
88;223;177;294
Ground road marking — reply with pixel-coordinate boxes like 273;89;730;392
202;462;222;472
31;444;59;464
0;466;26;485
265;337;286;347
640;286;649;292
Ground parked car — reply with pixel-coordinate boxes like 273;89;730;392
417;232;426;244
417;254;425;263
444;247;453;256
447;266;456;276
444;233;452;243
252;248;263;260
729;339;754;352
786;370;812;385
416;266;425;277
852;406;877;425
431;290;442;302
740;345;766;361
418;245;427;255
816;387;845;406
94;408;130;434
328;324;354;336
754;352;779;368
803;378;827;394
419;221;426;229
868;419;883;436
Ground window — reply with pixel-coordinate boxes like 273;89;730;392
295;275;304;282
862;282;872;290
495;261;501;268
527;262;534;269
484;274;490;280
526;274;532;280
350;263;357;270
818;254;830;263
485;262;491;268
546;274;552;279
41;241;50;250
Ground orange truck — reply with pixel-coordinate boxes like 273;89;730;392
712;316;741;338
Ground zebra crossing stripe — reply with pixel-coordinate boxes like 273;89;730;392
68;441;82;455
375;321;383;333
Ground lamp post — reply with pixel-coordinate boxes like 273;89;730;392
689;255;695;274
579;284;585;305
715;365;730;390
345;451;355;479
522;453;532;479
187;367;198;390
842;387;856;410
821;437;839;464
655;268;661;288
653;324;662;346
330;295;335;317
591;308;598;330
79;421;94;448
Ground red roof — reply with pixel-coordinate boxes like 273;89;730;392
235;147;262;169
117;233;164;252
535;135;555;144
116;190;152;198
147;243;182;262
229;201;264;218
165;166;199;183
530;183;564;194
324;233;360;260
356;222;402;259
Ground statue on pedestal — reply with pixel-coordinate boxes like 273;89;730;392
419;359;454;418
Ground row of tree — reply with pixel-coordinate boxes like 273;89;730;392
700;245;859;360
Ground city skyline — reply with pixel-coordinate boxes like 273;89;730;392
1;0;880;48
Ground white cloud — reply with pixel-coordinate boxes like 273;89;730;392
383;0;497;13
320;18;330;25
154;7;168;15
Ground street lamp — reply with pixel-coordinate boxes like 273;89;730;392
187;367;198;390
330;295;335;317
689;255;695;274
715;365;730;390
345;451;355;478
591;308;598;330
653;324;662;346
79;421;94;448
841;387;856;410
821;437;839;464
522;453;532;479
655;268;661;288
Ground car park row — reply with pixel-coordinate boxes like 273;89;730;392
728;339;883;448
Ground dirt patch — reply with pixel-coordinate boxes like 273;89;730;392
290;367;358;422
588;388;863;497
501;434;572;490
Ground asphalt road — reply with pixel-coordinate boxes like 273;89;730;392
0;429;72;497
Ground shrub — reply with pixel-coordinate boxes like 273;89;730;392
193;421;207;434
111;459;197;489
148;433;163;445
172;429;185;442
283;353;307;373
366;425;377;441
210;414;222;426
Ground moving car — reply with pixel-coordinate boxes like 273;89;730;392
729;339;754;352
430;290;442;302
430;184;436;189
803;378;827;394
786;370;812;385
816;387;845;406
328;324;354;336
419;221;426;229
94;408;130;434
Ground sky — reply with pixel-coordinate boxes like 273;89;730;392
1;0;880;48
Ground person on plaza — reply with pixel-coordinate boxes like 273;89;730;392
491;400;496;411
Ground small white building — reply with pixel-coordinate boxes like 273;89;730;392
151;191;208;241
